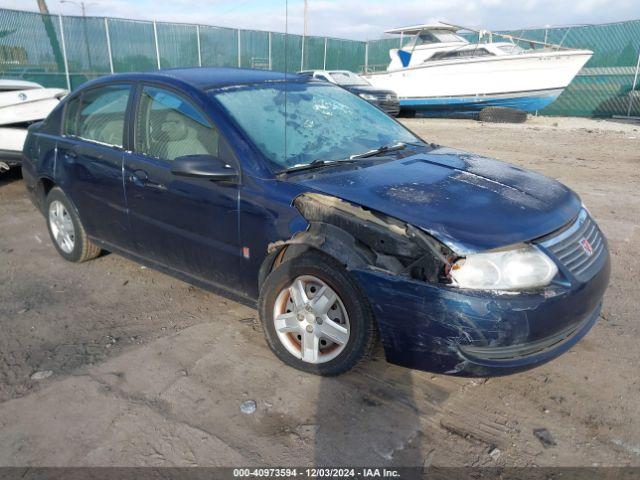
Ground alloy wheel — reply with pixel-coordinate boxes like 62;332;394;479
48;200;76;254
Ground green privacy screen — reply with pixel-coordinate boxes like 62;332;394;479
0;8;66;88
200;25;238;68
60;15;111;89
455;20;640;116
156;22;199;69
1;7;638;117
108;19;157;73
541;21;640;116
302;36;325;70
240;30;269;69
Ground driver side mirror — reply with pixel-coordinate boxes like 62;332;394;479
171;154;238;182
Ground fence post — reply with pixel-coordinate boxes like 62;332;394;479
628;50;640;116
364;41;369;73
301;35;305;71
153;20;161;69
237;29;241;67
104;18;114;74
57;15;71;91
268;32;272;70
323;37;327;70
196;25;202;67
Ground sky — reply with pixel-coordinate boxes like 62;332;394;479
2;0;638;40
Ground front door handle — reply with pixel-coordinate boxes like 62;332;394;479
131;169;149;183
129;169;166;191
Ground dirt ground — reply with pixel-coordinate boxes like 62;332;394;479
0;116;638;467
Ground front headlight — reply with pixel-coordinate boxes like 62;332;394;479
449;245;558;291
359;93;378;101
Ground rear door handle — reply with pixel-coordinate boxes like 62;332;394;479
63;148;78;160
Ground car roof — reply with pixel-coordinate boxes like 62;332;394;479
80;67;306;92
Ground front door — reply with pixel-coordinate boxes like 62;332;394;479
56;84;132;250
123;85;241;288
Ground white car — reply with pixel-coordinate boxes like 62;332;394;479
299;70;400;116
0;79;66;171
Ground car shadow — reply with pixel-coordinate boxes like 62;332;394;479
313;353;426;468
0;167;23;187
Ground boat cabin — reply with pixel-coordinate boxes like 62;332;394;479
384;23;525;70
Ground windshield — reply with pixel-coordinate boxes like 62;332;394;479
328;71;369;86
434;31;467;43
213;83;419;171
409;30;467;47
498;44;526;55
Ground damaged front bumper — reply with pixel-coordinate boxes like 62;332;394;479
351;251;610;376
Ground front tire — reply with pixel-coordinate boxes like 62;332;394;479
399;108;416;118
258;251;377;376
45;187;101;263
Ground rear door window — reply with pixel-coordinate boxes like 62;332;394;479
134;86;220;162
66;84;131;147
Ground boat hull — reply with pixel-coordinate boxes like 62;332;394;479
401;88;563;115
0;127;27;168
365;50;592;114
0;88;66;126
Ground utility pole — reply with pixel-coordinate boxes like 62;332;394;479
61;1;95;71
37;0;67;84
303;0;308;37
60;0;94;17
36;0;50;13
301;0;308;70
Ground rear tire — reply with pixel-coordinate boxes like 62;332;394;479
45;187;101;263
258;251;377;376
478;107;527;124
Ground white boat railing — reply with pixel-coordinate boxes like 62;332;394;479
439;22;576;52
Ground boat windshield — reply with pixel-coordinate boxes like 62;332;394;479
212;82;419;171
498;44;526;54
411;30;467;46
328;71;370;86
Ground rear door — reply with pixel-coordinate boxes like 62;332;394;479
123;84;242;287
56;84;133;250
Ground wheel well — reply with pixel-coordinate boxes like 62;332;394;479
36;178;56;212
258;243;325;291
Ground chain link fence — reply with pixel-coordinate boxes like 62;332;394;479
1;7;639;117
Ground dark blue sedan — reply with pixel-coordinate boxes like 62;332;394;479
22;68;610;376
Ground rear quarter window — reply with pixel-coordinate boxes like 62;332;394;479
63;96;80;137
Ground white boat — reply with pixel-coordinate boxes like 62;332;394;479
0;79;66;125
363;23;593;115
0;79;66;170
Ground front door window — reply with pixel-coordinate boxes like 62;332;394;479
135;86;220;162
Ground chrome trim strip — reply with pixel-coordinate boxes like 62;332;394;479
539;209;588;248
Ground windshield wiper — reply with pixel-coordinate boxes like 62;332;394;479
349;142;407;160
278;141;421;176
278;158;361;176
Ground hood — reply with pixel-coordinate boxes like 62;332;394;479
293;147;581;254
